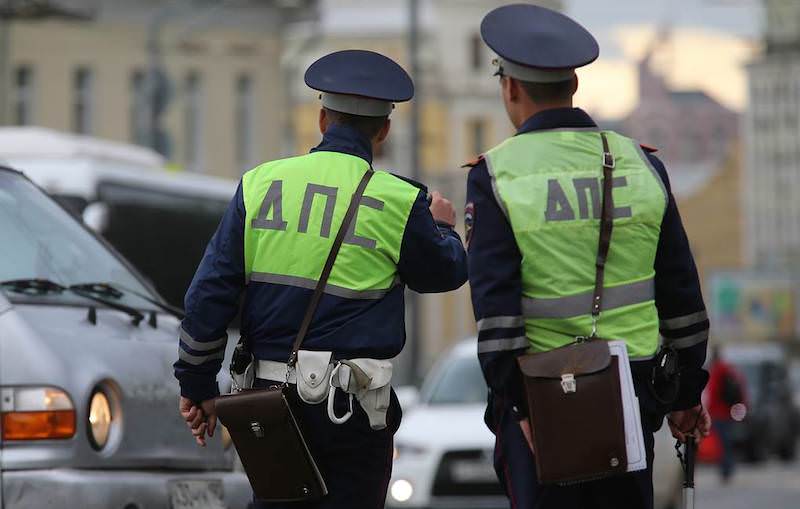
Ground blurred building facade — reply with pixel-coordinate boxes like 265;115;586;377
678;144;745;284
744;0;800;269
288;0;561;374
4;0;315;179
617;35;745;287
623;49;738;168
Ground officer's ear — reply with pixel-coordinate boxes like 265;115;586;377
503;76;521;103
374;118;391;145
318;108;329;135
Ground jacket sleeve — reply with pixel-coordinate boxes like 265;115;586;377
649;153;711;411
396;190;468;293
173;181;247;403
466;159;529;417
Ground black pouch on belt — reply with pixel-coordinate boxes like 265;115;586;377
650;346;682;406
230;337;252;376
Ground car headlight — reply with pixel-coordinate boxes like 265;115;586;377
88;389;112;450
0;386;76;440
390;479;414;503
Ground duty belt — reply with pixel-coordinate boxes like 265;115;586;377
234;350;393;431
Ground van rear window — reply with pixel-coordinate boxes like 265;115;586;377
97;181;229;309
51;194;89;218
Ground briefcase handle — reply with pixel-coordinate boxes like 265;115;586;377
286;167;375;369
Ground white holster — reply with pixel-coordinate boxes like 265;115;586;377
327;358;393;430
254;351;394;430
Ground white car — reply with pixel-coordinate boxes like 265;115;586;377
387;340;682;509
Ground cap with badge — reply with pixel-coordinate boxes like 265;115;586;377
481;3;598;84
304;49;414;117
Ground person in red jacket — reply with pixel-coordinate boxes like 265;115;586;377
705;346;746;481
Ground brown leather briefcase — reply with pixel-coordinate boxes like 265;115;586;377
516;132;628;485
215;388;326;500
517;341;627;484
215;168;374;502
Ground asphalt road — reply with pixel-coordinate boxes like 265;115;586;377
692;459;800;509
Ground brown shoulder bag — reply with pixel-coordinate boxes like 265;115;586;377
214;168;374;502
516;132;628;485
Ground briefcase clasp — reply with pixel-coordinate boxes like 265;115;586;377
561;374;577;394
250;421;265;438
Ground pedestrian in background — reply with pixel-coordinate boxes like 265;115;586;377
705;345;746;482
174;49;468;508
465;4;711;508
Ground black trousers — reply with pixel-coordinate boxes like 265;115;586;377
252;380;401;509
490;378;665;509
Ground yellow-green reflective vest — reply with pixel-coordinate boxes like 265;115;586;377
241;151;420;299
484;130;667;359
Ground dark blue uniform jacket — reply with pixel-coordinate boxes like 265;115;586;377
466;108;710;420
175;124;468;402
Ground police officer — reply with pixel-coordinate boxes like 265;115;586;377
465;5;711;508
174;49;468;508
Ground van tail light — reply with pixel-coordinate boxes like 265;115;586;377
1;387;76;440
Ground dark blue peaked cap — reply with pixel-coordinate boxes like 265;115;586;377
481;4;598;82
305;49;414;117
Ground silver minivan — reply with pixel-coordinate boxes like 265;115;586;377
0;167;249;508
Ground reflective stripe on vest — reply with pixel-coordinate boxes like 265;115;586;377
247;271;401;300
522;278;655;319
485;130;667;358
241;151;419;299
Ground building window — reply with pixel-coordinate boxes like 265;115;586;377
72;67;93;134
184;71;203;172
235;74;254;171
467;118;487;156
13;66;34;126
130;70;147;145
470;33;483;71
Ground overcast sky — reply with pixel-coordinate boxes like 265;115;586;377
318;0;764;118
567;0;761;58
561;0;763;118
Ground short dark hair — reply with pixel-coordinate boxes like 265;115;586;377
323;108;389;140
518;77;576;104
